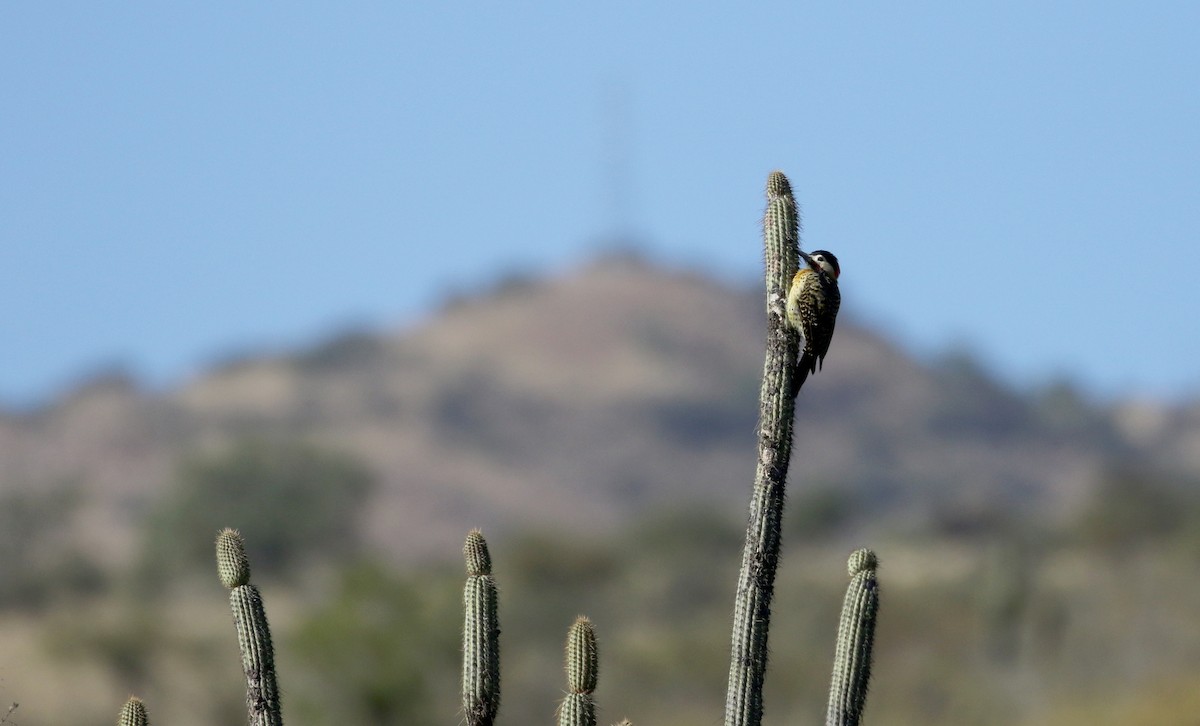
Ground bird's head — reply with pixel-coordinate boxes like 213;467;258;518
802;249;840;279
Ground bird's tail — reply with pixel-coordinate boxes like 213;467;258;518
791;354;814;399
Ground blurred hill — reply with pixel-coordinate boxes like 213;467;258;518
5;254;1200;726
2;254;1198;568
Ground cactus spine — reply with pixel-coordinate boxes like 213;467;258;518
118;697;148;726
723;171;802;726
557;616;599;726
216;528;283;726
462;529;501;726
826;549;879;726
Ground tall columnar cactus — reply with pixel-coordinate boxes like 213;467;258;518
826;549;880;726
724;171;802;726
118;697;148;726
557;616;599;726
216;528;283;726
462;529;501;726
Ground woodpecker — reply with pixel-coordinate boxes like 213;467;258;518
785;249;841;397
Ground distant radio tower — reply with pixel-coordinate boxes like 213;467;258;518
600;80;639;247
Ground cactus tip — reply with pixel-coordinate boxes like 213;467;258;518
847;548;878;576
766;170;792;199
119;696;148;726
565;615;599;695
464;529;493;576
216;527;251;588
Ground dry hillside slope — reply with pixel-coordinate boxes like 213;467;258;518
1;256;1196;566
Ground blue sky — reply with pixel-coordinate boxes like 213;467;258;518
3;3;1198;407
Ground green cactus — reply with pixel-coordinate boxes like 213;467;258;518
216;528;283;726
217;524;251;588
557;616;599;726
118;696;148;726
762;170;802;307
723;170;803;726
462;529;501;726
826;549;879;726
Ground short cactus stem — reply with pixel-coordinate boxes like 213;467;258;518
825;549;880;726
557;616;599;726
216;529;283;726
462;529;501;726
118;697;148;726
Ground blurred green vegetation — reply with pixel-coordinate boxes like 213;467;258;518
1072;467;1200;553
0;483;105;609
17;463;1200;726
287;562;461;725
43;597;167;695
139;437;374;583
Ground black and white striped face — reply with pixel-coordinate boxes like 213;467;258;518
807;250;840;279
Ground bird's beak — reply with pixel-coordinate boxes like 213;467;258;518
798;251;819;271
